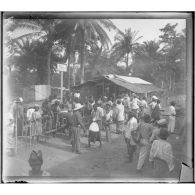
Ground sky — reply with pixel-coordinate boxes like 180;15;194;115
8;18;186;45
109;19;186;44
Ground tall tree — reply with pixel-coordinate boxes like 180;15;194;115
132;40;163;84
159;23;186;92
111;28;142;72
6;18;77;84
73;19;117;84
7;37;64;85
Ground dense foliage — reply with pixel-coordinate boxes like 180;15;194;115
4;19;186;96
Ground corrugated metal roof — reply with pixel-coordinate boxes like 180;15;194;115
106;77;163;93
114;75;152;84
73;74;163;93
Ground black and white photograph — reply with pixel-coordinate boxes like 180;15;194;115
1;12;194;183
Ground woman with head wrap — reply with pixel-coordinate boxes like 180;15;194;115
149;128;174;178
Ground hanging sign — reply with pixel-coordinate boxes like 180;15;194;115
57;64;67;72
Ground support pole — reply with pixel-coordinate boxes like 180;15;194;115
61;71;63;102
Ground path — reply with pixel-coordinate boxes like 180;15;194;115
3;129;182;183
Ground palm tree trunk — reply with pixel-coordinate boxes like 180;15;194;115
126;53;129;73
80;31;85;84
67;57;71;89
169;71;172;91
46;46;52;85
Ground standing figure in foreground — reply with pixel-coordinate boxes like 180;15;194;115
31;104;42;144
91;104;103;133
168;101;176;133
151;99;161;123
131;93;140;118
116;99;125;134
12;97;24;136
149;96;158;116
103;101;113;142
149;128;174;178
136;114;154;172
71;103;86;154
124;112;138;162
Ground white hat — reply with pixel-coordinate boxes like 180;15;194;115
19;97;23;102
74;93;80;98
157;119;167;126
152;96;158;100
74;103;83;111
106;101;113;106
34;104;39;108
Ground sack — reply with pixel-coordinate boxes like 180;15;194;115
131;124;141;144
89;122;99;132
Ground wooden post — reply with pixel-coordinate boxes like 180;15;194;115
15;115;18;153
103;80;105;97
61;71;63;102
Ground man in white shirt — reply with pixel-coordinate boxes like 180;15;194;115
168;101;176;133
124;112;138;162
131;93;141;117
116;99;125;134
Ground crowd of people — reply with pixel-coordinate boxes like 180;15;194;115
6;90;177;177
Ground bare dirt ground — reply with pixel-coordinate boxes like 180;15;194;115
48;134;182;182
3;128;182;183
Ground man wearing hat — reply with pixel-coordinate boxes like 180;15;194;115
71;103;86;154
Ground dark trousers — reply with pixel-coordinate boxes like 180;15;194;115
125;138;136;162
71;127;80;153
104;124;111;142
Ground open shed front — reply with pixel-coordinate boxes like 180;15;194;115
74;75;163;100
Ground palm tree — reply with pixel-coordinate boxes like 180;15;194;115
132;40;164;85
111;28;142;72
7;36;64;85
73;19;117;84
6;18;77;84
